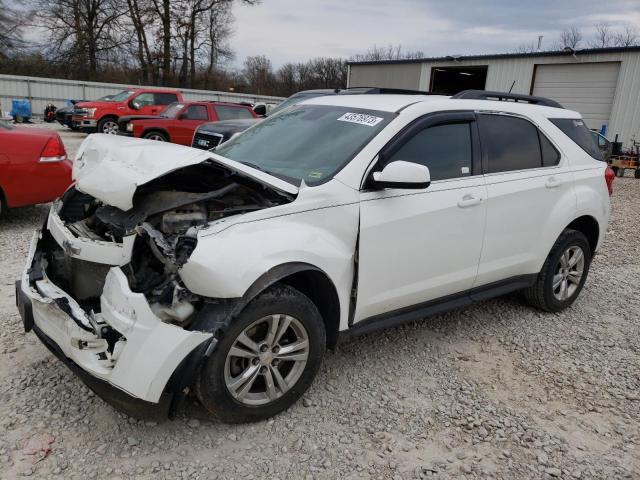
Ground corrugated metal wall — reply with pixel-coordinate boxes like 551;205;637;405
0;74;284;117
348;63;422;90
349;51;640;146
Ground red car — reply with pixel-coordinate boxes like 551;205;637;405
117;101;257;146
0;121;71;217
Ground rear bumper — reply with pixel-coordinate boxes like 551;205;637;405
16;225;215;417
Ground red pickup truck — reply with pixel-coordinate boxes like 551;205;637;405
117;101;257;146
72;88;182;134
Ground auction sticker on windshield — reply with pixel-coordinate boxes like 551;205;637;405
337;112;384;127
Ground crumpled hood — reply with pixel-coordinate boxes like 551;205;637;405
73;134;298;211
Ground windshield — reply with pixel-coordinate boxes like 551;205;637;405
267;91;332;117
161;103;185;118
106;90;134;102
215;104;394;185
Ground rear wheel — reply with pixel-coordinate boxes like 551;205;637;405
143;131;168;142
635;169;640;179
524;229;592;312
196;284;325;423
97;117;119;135
615;168;625;177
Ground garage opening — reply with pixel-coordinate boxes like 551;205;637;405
429;66;488;95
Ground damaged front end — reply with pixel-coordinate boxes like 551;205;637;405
16;139;294;417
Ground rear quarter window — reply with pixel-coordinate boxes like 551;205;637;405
550;118;603;161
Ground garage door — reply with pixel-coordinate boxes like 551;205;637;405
532;62;620;130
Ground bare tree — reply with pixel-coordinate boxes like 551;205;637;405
30;0;129;79
312;57;347;89
243;55;275;94
203;2;234;83
149;0;172;83
515;42;537;53
559;26;583;49
126;0;158;84
590;23;614;48
613;25;639;47
351;44;424;62
0;0;22;58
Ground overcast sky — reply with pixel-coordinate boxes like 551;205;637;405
231;0;640;67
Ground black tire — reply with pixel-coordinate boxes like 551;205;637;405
635;169;640;179
196;283;326;423
143;130;168;142
615;168;625;178
524;229;592;313
0;190;5;219
611;166;619;177
97;116;119;135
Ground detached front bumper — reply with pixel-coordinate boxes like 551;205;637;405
16;223;214;417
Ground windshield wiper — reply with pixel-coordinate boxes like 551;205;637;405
240;161;268;173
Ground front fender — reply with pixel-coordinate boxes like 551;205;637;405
179;202;360;329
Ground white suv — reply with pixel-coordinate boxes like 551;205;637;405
17;91;613;422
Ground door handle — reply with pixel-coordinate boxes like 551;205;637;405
546;176;562;189
457;194;482;208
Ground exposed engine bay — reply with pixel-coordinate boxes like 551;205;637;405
39;161;292;333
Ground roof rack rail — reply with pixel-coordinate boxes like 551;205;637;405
346;86;438;95
451;90;564;109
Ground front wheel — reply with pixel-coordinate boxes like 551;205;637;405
196;284;326;423
143;131;168;142
97;117;119;135
524;229;592;312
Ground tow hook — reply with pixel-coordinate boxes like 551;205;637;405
70;337;108;350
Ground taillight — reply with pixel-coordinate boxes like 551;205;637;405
604;166;615;196
39;135;67;163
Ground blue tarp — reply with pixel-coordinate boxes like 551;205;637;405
10;99;32;119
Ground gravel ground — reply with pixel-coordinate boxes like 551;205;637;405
0;123;638;479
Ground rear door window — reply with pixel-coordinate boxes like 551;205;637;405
478;114;542;173
183;105;209;120
550;118;602;160
154;93;179;106
214;105;254;121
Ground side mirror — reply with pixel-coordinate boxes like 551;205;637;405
371;161;431;189
253;104;266;116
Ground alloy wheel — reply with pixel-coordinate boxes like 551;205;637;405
552;245;585;301
102;120;118;134
147;134;165;141
224;314;309;406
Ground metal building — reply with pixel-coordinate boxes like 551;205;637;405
347;46;640;147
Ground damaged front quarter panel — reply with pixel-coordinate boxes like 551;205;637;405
22;134;345;414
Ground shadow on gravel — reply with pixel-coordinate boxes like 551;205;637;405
0;204;50;229
18;293;527;425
